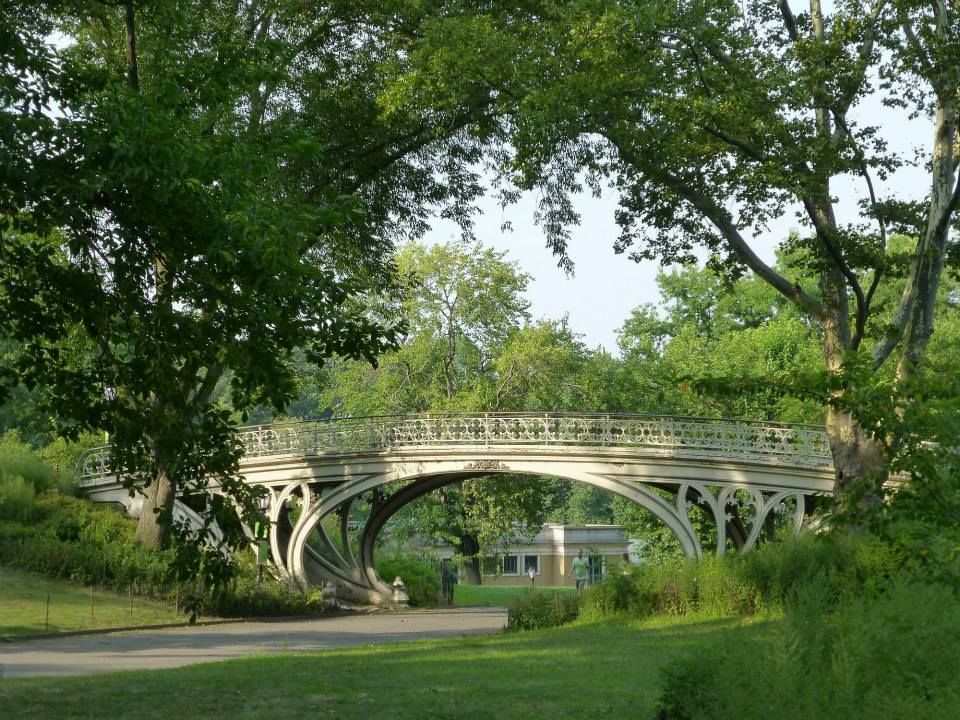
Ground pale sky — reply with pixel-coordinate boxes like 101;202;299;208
425;187;730;353
424;99;931;354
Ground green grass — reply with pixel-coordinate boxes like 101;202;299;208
453;583;575;606
0;566;184;638
0;614;772;719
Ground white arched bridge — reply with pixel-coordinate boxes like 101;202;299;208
77;413;836;604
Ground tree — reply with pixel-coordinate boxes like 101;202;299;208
633;261;825;421
397;238;532;404
485;317;590;411
383;0;960;501
315;240;587;582
0;1;485;581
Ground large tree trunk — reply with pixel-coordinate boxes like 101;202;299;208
825;406;887;497
457;533;482;585
818;270;888;498
135;469;176;548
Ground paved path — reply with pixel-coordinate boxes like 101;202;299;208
0;607;507;679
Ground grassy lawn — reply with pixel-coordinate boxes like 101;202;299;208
0;566;184;638
453;583;574;606
0;614;773;719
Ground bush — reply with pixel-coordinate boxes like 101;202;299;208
376;552;441;607
0;431;56;493
735;532;902;611
0;493;171;590
507;590;580;631
579;534;903;623
0;430;87;497
658;579;960;720
580;556;756;620
0;473;36;522
205;561;328;618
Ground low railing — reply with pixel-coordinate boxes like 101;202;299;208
76;413;833;486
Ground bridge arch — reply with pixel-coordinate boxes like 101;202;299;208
284;466;709;603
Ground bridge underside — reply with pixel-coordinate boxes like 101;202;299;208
243;449;833;605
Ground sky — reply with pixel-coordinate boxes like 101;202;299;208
426;182;789;354
425;188;675;354
424;103;931;354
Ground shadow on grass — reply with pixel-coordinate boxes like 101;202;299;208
0;614;772;720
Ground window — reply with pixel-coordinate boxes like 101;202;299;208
523;555;539;575
482;554;521;576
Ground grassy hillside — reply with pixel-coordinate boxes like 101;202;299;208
0;566;183;638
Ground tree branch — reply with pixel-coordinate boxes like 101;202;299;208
900;17;934;75
872;91;959;369
189;363;224;409
800;194;867;332
777;0;800;42
613;141;828;319
123;1;139;91
703;126;770;162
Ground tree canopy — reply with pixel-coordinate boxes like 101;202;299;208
0;1;482;582
379;0;960;499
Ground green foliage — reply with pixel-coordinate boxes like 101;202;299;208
205;559;326;618
734;532;901;610
0;474;34;523
659;580;960;720
0;490;325;620
0;431;89;522
376;552;441;607
0;430;55;493
0;494;171;590
581;534;904;621
580;559;751;620
562;483;614;524
615;263;825;423
3;0;438;591
506;589;580;631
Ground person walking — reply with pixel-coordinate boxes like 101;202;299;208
571;548;590;593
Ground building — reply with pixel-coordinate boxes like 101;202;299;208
409;523;631;587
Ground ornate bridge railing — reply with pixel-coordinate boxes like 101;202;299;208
77;413;833;486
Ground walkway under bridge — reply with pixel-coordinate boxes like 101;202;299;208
77;413;836;604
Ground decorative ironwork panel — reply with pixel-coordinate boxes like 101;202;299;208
76;412;834;483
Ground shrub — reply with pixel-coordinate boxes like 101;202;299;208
206;564;327;618
736;532;902;611
0;431;56;493
580;534;903;624
35;434;99;493
0;481;334;620
0;493;171;590
0;473;36;522
376;552;441;607
507;590;580;631
658;578;960;720
580;556;756;620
